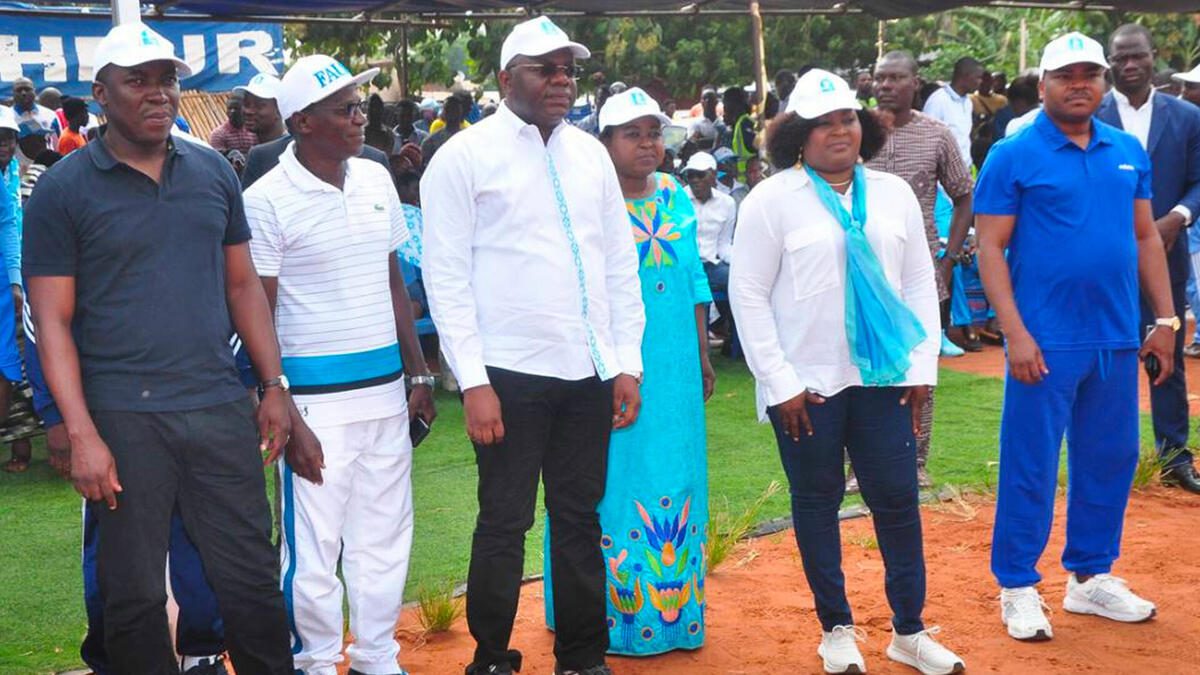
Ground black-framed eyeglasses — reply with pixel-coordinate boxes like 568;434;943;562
307;99;369;119
509;63;584;80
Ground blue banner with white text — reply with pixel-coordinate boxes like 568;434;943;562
0;5;284;100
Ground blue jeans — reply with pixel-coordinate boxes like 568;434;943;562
991;349;1139;589
769;386;926;635
82;503;225;674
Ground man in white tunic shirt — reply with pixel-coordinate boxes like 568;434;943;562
244;54;436;675
422;16;645;675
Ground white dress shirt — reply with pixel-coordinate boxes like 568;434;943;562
1114;87;1154;148
686;186;738;265
1006;106;1040;137
1112;88;1193;224
421;102;646;390
729;167;940;418
922;84;974;167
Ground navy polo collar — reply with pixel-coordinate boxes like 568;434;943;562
88;129;189;172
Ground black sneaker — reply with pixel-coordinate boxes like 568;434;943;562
181;656;228;675
555;665;613;675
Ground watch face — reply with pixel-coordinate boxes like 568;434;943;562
278;374;290;391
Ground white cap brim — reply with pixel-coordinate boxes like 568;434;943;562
786;91;860;120
1173;67;1200;84
233;82;277;100
1040;55;1108;74
503;42;590;70
97;54;193;80
600;111;671;133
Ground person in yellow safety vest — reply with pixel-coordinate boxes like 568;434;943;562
721;86;756;179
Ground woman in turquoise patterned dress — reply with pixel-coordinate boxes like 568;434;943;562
544;88;716;656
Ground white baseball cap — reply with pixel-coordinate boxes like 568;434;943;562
599;87;671;132
277;54;379;120
500;16;590;70
233;72;282;100
91;22;192;83
785;69;861;120
683;151;717;174
0;106;18;133
1040;32;1108;74
1173;64;1200;84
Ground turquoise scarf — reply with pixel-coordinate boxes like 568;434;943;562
805;164;926;385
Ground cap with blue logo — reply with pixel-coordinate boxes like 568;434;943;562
598;87;672;132
90;22;192;83
500;16;591;70
277;54;380;121
233;72;282;101
1039;32;1108;74
785;68;861;120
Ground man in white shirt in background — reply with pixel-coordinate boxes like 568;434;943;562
244;54;436;675
684;151;738;341
922;57;983;168
421;16;645;675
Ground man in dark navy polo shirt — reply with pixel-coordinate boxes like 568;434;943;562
22;22;293;675
976;32;1176;644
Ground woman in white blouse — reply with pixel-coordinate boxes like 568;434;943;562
729;70;964;675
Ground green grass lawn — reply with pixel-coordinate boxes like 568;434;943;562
0;359;1155;673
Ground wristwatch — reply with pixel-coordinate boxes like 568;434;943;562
409;374;436;388
1155;316;1182;332
260;374;290;392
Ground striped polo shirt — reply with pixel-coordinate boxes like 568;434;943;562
245;142;409;426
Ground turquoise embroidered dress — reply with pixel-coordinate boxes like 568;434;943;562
544;172;713;655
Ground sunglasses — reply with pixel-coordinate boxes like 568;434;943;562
307;99;369;119
509;63;584;80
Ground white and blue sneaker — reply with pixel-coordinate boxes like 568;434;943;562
1063;574;1156;623
1000;586;1053;641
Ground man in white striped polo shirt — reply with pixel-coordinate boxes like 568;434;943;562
243;54;436;675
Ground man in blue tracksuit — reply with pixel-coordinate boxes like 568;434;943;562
975;32;1177;644
23;300;231;675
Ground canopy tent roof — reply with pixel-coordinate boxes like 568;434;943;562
18;0;1200;20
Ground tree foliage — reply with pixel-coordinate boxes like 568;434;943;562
284;9;1200;100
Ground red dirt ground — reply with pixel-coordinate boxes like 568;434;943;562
267;344;1200;675
341;489;1199;675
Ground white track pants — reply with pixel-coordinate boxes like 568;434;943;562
280;411;414;675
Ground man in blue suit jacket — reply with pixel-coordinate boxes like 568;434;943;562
1099;23;1200;493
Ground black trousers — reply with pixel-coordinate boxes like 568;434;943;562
466;368;613;673
91;399;292;675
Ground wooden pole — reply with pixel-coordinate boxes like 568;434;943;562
1019;17;1028;72
748;0;768;126
399;23;410;99
877;20;885;61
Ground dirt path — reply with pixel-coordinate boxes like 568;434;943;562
377;489;1199;674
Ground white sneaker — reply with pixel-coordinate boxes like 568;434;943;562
887;626;965;675
1063;574;1156;623
818;625;867;674
999;586;1053;641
